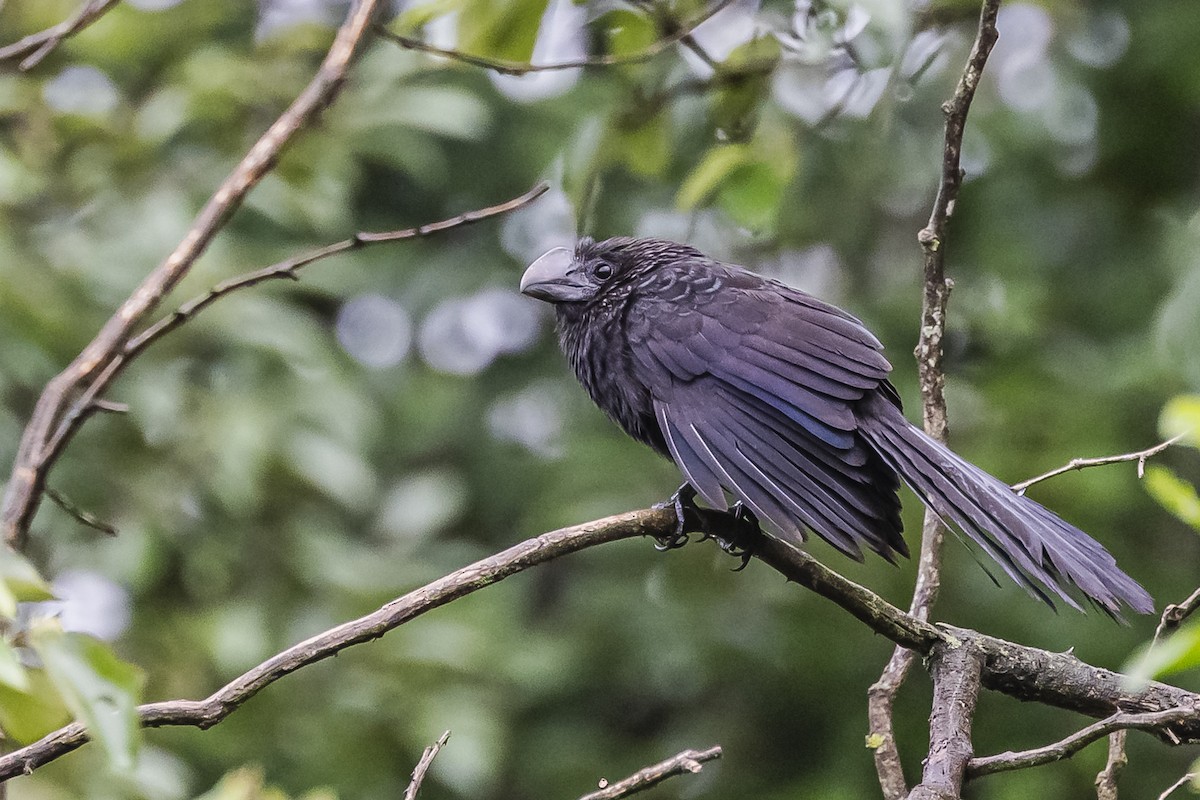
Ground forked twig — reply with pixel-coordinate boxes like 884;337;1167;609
0;0;120;70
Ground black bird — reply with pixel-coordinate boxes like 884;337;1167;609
520;236;1153;615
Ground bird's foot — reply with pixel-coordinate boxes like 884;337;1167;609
699;502;763;571
652;487;764;570
652;483;700;551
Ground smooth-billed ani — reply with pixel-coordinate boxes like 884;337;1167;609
520;236;1152;615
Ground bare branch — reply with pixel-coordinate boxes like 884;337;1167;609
576;746;722;800
1160;771;1200;800
44;487;117;537
0;0;120;70
404;730;450;800
123;182;549;360
870;3;1001;796
967;706;1196;779
0;505;1196;783
1155;586;1200;647
1013;433;1184;495
0;507;666;782
909;641;984;800
1094;731;1127;800
1;0;383;549
374;0;733;76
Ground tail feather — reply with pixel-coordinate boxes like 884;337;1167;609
857;393;1154;616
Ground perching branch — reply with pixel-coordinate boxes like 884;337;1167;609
1012;433;1184;494
374;0;733;76
575;745;722;800
0;0;120;71
403;730;451;800
0;508;665;781
1;0;380;550
966;706;1197;779
3;506;1197;784
869;3;1001;796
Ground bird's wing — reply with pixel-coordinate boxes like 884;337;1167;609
627;272;907;561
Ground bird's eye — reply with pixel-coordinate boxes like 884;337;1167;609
592;262;614;281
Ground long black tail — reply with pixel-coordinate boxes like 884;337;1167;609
857;393;1153;616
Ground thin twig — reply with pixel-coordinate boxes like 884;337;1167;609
123;183;549;360
44;487;117;536
1154;587;1200;647
404;730;450;800
576;746;722;800
1159;771;1199;800
1;506;1199;783
1013;433;1184;495
1094;730;1127;800
373;0;733;75
868;4;1001;797
967;706;1196;779
1;0;383;550
29;184;547;471
0;0;120;70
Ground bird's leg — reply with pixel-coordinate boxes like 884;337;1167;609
652;486;764;569
652;483;701;551
699;502;763;571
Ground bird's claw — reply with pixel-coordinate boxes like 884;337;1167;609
653;488;762;570
652;483;700;550
699;502;761;571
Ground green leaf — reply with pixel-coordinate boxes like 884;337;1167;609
711;36;780;142
677;144;751;209
0;667;73;744
1160;394;1200;448
1144;465;1200;530
459;0;552;63
0;549;55;618
1124;618;1200;684
606;110;670;178
597;9;657;57
718;160;788;231
31;622;144;772
390;0;465;36
0;639;28;691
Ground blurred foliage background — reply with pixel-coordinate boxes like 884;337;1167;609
1;0;1200;797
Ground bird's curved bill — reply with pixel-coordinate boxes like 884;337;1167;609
520;247;589;303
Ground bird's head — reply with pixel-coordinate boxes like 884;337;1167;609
520;236;707;305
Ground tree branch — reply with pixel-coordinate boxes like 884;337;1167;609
1094;730;1127;800
1012;434;1184;495
373;0;733;76
1154;586;1200;646
1159;771;1199;800
909;641;984;800
0;507;668;781
1;0;381;549
576;745;722;800
404;730;450;800
2;505;1196;783
123;182;548;361
0;0;120;70
966;706;1196;779
869;3;1001;796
